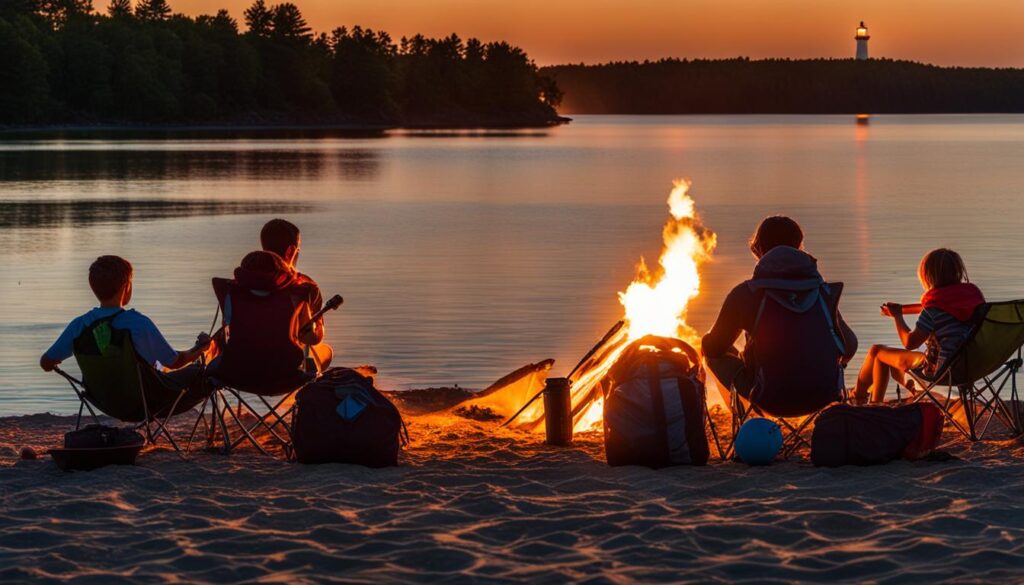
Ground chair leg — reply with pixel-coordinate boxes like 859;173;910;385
778;414;816;458
705;408;726;461
1012;362;1023;435
220;394;271;456
959;386;978;441
213;391;233;454
185;395;212;454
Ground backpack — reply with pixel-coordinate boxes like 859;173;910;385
747;282;846;416
810;403;945;467
603;335;709;468
292;367;409;467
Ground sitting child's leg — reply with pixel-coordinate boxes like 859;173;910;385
854;344;927;403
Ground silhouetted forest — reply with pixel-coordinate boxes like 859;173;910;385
0;0;564;128
543;59;1024;114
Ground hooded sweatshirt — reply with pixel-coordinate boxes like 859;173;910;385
224;251;320;328
234;250;297;292
701;246;857;359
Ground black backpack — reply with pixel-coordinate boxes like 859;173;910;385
746;282;847;416
603;335;709;468
292;367;408;467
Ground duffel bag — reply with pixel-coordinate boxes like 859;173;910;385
810;403;944;467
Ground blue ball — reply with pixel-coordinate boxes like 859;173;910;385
735;418;783;465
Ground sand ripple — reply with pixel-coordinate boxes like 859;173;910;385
0;412;1022;583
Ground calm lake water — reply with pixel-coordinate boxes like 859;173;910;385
2;115;1023;415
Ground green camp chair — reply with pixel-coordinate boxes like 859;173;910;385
53;311;213;455
897;300;1024;441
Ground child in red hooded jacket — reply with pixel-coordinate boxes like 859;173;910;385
853;248;984;404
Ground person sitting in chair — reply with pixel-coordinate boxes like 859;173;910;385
852;248;984;404
39;255;212;381
701;216;858;416
209;248;332;394
260;219;333;370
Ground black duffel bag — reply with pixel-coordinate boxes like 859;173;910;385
292;367;408;467
810;403;944;467
65;424;144;449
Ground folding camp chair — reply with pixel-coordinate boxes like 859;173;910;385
896;300;1024;441
53;311;212;456
201;277;341;459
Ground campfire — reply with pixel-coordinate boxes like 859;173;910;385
456;180;717;431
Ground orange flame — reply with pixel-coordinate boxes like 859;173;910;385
572;179;716;431
619;179;716;343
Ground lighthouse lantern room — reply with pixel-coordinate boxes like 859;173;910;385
855;21;870;60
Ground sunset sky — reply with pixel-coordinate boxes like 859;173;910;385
170;0;1024;67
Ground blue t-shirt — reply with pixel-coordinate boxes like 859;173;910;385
45;307;178;369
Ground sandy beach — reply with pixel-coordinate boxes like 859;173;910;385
2;403;1023;584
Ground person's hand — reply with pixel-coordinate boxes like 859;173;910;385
881;303;903;317
195;332;212;349
39;355;59;372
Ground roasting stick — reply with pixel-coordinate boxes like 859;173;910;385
299;294;345;335
880;302;922;316
567;320;625;381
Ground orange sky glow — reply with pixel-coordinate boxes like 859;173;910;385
170;0;1024;67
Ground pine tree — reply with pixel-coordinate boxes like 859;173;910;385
243;0;271;37
134;0;169;21
270;2;310;41
39;0;94;25
211;8;236;32
107;0;131;18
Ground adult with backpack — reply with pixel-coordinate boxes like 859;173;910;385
701;216;858;416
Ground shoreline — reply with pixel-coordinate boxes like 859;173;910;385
0;116;573;137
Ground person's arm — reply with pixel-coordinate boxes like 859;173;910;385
882;303;922;316
39;318;82;372
884;303;929;350
164;333;212;370
297;283;325;345
700;285;750;358
298;309;325;345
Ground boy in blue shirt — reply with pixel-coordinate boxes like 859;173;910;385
40;256;211;378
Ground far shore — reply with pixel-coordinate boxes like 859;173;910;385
0;116;573;138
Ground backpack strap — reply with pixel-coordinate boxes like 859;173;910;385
646;357;671;464
752;292;769;333
816;286;847;355
74;309;127;356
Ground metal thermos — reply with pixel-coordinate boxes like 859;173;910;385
543;377;573;446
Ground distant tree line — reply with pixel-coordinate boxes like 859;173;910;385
0;0;564;127
543;58;1024;114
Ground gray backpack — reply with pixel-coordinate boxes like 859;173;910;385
603;335;710;467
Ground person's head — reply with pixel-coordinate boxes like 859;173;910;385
260;219;301;267
749;216;804;259
918;248;968;291
89;255;133;305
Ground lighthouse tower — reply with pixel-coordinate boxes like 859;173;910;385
855;21;870;60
